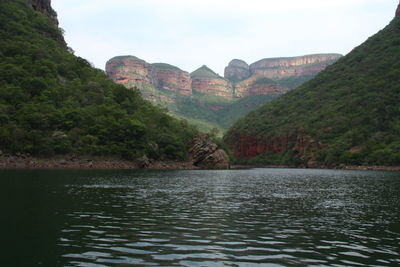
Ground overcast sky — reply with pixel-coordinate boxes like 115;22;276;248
52;0;398;75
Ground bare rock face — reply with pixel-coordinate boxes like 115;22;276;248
152;64;192;96
397;1;400;17
234;76;288;98
249;54;342;80
224;59;251;82
188;134;230;169
191;66;234;98
29;0;58;25
106;56;192;97
226;131;327;167
106;56;152;86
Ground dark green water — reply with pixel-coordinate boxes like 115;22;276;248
0;168;399;266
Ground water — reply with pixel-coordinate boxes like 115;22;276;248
0;168;399;266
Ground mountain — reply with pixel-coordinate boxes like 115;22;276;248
224;5;400;167
0;0;199;161
106;54;340;132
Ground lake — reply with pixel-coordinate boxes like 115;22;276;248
0;168;399;266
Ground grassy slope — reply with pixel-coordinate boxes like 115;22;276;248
225;16;400;166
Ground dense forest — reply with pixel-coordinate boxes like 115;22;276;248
0;0;198;160
225;14;400;166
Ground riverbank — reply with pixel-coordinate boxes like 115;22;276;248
260;164;400;171
0;156;199;170
1;157;399;171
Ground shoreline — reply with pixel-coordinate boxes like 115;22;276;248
0;157;399;171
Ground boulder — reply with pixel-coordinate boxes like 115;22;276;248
188;134;230;169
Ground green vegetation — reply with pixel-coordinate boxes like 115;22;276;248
170;93;276;133
0;0;198;160
152;63;181;71
273;76;314;89
252;77;277;85
191;65;221;78
225;16;400;166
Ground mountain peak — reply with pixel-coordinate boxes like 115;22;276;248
396;1;400;17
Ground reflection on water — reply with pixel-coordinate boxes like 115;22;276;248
0;168;399;266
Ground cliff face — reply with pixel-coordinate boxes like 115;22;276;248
249;54;342;80
152;65;192;96
106;56;192;97
234;76;287;98
191;66;233;98
224;59;251;82
29;0;58;25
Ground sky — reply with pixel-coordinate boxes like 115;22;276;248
52;0;398;75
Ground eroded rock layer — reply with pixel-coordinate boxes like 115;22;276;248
249;54;342;80
106;56;192;97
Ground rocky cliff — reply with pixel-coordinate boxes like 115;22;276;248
106;56;192;97
29;0;58;25
234;76;289;98
397;1;400;17
191;66;233;98
248;54;341;80
152;64;192;96
224;59;251;82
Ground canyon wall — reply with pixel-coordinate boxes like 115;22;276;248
191;66;233;98
106;56;192;97
249;54;342;80
106;53;341;101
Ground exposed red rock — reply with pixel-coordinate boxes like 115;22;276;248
191;77;233;98
29;0;58;25
152;66;192;96
106;54;340;102
106;56;192;97
249;54;341;80
227;131;327;166
234;76;288;98
106;56;152;85
191;65;234;98
230;132;296;158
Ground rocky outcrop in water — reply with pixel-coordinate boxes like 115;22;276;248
188;134;230;169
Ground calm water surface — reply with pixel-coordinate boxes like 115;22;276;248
0;168;399;266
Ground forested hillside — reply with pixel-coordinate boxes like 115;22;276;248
0;0;197;160
225;12;400;167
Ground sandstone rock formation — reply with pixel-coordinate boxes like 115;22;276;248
152;64;192;96
188;134;230;169
107;54;340;101
227;131;326;167
191;66;233;98
249;54;342;80
224;59;251;82
234;77;288;98
29;0;58;25
106;56;192;97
